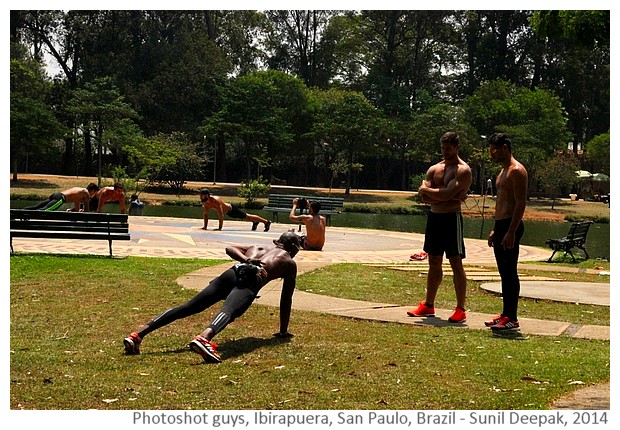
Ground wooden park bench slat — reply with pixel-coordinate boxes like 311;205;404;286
262;193;344;225
10;209;130;257
545;221;593;262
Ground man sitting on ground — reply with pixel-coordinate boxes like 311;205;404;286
289;198;326;251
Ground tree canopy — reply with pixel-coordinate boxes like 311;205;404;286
10;10;609;195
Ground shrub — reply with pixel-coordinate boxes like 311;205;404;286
238;176;270;208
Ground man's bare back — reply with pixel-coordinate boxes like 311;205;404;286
233;244;297;285
302;215;326;249
202;195;230;218
62;187;92;211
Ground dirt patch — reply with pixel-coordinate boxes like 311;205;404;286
550;382;610;410
461;207;564;222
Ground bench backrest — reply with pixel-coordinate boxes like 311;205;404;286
267;194;344;211
566;221;593;242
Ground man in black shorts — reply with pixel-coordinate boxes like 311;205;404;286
199;188;271;231
123;231;300;363
407;131;472;323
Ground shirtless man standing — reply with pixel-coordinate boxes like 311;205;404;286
407;131;472;323
199;188;271;232
24;183;99;212
123;231;300;363
485;133;528;331
289;198;326;251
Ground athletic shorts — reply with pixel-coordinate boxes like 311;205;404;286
423;211;466;259
227;204;247;220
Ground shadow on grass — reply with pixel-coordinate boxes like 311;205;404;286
219;336;292;360
139;336;292;361
10;179;58;190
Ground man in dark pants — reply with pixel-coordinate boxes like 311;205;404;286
485;133;528;331
123;231;301;363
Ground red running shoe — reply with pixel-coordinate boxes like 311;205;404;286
490;316;520;331
409;252;428;261
484;314;503;327
189;335;222;363
448;307;467;323
123;332;142;355
407;302;435;317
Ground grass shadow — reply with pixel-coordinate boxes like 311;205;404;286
10;179;58;190
218;336;292;360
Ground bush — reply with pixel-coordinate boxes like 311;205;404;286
238;176;270;208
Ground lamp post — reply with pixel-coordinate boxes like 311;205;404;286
478;135;487;239
212;138;217;185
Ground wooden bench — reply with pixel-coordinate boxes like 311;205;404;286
545;221;593;262
262;193;344;225
10;209;130;257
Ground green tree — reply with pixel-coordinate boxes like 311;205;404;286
585;132;610;175
66;77;140;182
10;49;67;181
264;10;337;88
463;79;570;194
312;88;383;194
124;132;206;195
200;70;310;181
530;10;609;49
537;153;578;209
530;10;609;153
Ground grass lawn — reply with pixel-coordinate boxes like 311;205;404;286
10;254;609;411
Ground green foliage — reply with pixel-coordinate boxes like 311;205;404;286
200;70;310;178
312;88;384;192
537;154;579;208
11;11;610;193
10;54;67;178
531;11;610;49
237;176;271;207
409;173;426;198
585;132;610;175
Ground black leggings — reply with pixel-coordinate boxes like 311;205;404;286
140;268;260;338
24;192;65;210
492;218;524;320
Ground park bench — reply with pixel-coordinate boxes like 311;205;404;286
545;221;593;262
10;209;130;257
262;193;344;225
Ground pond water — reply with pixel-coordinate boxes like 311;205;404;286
12;200;610;260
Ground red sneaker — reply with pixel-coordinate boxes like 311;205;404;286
189;335;222;363
490;317;520;331
123;332;142;355
407;302;435;317
484;314;503;327
448;307;467;323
